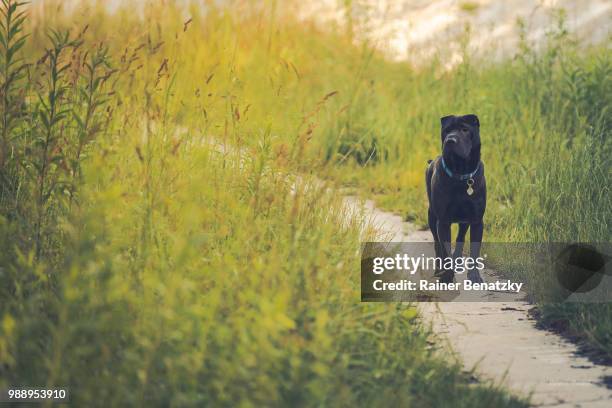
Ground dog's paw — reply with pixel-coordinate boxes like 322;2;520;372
467;270;484;284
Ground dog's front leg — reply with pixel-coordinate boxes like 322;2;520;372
453;223;469;258
468;222;484;283
436;220;454;283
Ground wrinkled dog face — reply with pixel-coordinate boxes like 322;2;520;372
440;114;480;159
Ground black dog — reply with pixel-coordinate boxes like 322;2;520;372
425;114;486;283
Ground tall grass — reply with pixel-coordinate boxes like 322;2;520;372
208;3;610;356
233;2;609;356
0;1;529;406
148;1;611;357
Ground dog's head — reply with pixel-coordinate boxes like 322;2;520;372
440;114;480;160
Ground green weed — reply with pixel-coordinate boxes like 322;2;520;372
0;1;529;406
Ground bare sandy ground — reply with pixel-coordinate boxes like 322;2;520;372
345;196;612;407
297;0;611;67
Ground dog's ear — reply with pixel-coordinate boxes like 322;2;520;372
440;115;454;146
466;114;481;153
440;115;454;129
463;114;480;128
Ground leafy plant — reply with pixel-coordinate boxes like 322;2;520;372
69;42;114;205
28;29;80;258
0;0;28;216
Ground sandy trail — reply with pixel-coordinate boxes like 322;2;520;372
344;196;612;407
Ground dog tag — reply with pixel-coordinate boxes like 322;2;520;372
466;178;474;196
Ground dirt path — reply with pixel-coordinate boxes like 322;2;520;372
344;196;612;407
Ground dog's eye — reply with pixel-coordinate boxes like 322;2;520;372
461;127;469;132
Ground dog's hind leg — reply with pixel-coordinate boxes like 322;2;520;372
428;210;444;259
467;222;484;283
436;220;454;283
428;210;439;241
453;223;469;258
436;220;452;257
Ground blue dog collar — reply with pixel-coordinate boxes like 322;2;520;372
441;157;480;181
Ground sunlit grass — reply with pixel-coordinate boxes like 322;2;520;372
0;0;533;406
0;0;609;403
